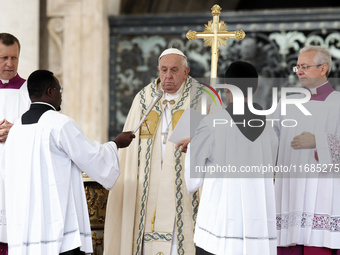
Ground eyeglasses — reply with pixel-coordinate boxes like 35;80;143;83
52;87;63;94
292;64;323;73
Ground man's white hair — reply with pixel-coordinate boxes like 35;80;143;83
300;46;332;76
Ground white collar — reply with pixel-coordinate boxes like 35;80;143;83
309;81;328;94
32;102;57;111
1;73;17;84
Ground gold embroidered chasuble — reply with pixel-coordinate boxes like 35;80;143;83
104;76;203;255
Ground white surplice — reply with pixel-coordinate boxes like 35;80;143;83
1;106;121;255
185;109;278;255
0;81;30;243
273;89;340;248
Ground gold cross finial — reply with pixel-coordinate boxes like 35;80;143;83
186;4;245;83
211;4;222;15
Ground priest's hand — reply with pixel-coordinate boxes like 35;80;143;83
291;132;316;149
176;138;191;153
0;119;13;143
113;131;135;148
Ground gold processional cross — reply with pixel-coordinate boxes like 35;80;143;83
186;4;246;113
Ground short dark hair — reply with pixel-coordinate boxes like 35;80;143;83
0;33;21;52
224;61;258;97
27;70;58;100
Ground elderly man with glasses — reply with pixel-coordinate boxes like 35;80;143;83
273;46;340;255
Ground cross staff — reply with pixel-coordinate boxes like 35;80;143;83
186;4;245;84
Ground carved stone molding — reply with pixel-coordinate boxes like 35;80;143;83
47;17;64;81
46;0;109;143
47;0;81;17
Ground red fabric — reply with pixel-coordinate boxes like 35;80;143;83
304;246;331;255
314;150;319;162
0;243;8;255
0;74;25;89
278;246;303;255
278;246;337;255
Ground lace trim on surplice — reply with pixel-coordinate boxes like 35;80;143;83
277;212;340;232
327;134;340;163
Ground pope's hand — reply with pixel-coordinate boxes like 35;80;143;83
114;131;135;148
176;138;191;153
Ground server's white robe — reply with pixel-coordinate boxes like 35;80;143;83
185;109;278;255
1;107;120;254
0;80;30;243
273;87;340;248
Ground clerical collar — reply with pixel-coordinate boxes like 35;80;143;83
32;102;57;111
308;81;334;101
0;74;25;89
309;81;328;95
22;103;56;124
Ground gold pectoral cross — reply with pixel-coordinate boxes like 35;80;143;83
186;4;245;83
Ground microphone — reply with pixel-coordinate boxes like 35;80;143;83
133;89;164;134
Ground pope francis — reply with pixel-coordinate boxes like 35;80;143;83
104;48;203;255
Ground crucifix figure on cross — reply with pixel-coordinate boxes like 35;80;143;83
186;4;246;82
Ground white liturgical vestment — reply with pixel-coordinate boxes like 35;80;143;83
186;107;278;255
1;103;121;255
274;82;340;249
0;75;30;243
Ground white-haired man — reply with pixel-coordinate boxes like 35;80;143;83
274;46;340;255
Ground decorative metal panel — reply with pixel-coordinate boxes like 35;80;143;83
109;8;340;138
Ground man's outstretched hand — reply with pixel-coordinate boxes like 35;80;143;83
114;131;136;148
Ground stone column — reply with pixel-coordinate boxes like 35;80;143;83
0;0;40;79
47;0;109;143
